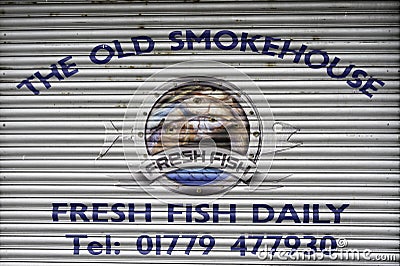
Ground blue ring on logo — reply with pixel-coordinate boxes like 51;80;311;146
166;167;229;186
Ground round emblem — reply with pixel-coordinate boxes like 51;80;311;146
123;61;276;200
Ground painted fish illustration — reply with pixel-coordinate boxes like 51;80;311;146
145;84;250;156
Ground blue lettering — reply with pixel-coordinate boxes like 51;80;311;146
347;69;368;88
305;50;330;69
16;75;39;95
169;30;185;50
186;204;193;223
240;32;261;52
312;204;330;223
303;204;310;223
359;78;384;98
327;56;355;78
186;29;211;50
34;64;64;89
278;40;308;63
87;241;103;255
262;36;281;56
70;203;90;222
168;204;183;222
212;204;236;223
65;234;88;255
131;36;154;55
327;203;349;223
111;203;125;222
89;44;114;64
214;30;238;50
112;39;135;58
92;203;108;222
58;55;79;77
253;204;274;223
195;204;210;223
128;203;152;222
52;202;68;221
276;204;301;223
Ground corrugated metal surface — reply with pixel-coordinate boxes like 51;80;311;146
0;0;399;265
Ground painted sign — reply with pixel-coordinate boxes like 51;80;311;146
0;1;399;265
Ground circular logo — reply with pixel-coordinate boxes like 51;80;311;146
123;61;276;200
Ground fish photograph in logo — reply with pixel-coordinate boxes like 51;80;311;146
0;1;399;265
123;61;277;199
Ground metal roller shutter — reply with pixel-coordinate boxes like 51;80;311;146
0;1;399;265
